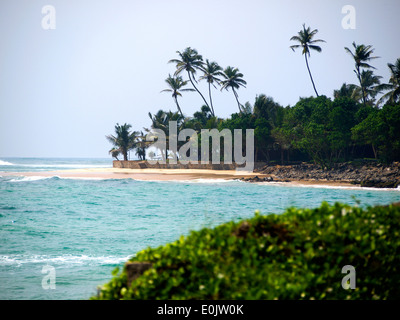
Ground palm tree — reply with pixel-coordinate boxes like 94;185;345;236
168;47;210;110
220;66;247;113
161;74;194;117
378;58;400;105
333;83;358;100
344;42;379;107
109;148;121;161
106;123;138;161
242;101;253;114
199;59;224;117
290;24;326;97
135;130;151;161
147;110;183;161
354;70;384;104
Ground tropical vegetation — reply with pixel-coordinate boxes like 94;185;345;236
92;201;400;300
106;27;400;167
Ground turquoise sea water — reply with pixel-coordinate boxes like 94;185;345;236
1;158;399;300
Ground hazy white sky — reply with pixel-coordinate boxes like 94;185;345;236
0;0;399;158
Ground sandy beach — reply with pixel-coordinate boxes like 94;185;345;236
1;167;260;181
0;167;360;187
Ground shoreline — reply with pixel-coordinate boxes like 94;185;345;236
0;167;376;189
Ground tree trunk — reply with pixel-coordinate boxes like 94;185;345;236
188;71;210;109
356;65;367;107
208;82;216;117
372;144;377;159
174;96;184;118
232;87;242;113
305;54;319;97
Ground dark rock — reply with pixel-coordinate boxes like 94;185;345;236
125;262;153;287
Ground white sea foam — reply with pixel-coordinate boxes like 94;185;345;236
7;176;56;182
60;176;112;181
4;175;112;182
0;254;133;266
0;160;13;166
18;164;111;169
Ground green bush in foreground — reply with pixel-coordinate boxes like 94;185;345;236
92;202;400;300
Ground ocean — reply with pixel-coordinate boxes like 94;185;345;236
1;158;399;300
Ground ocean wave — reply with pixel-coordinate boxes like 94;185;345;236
6;176;60;182
0;254;133;266
1;175;129;183
18;164;111;168
0;160;13;166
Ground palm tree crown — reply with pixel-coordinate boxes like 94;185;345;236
378;58;400;105
220;66;247;113
290;24;325;97
106;123;138;161
344;41;379;106
168;47;210;109
147;110;183;161
199;59;224;117
161;74;194;117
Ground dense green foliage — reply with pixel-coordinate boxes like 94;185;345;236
216;95;400;166
107;42;400;164
92;202;400;300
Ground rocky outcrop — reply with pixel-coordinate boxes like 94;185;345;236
249;162;400;188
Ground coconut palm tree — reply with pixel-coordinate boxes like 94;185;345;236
109;148;121;161
147;110;183;161
135;130;151;161
378;58;400;105
161;74;194;117
220;66;247;113
199;59;224;117
344;42;379;107
106;123;138;161
333;83;358;100
290;24;326;97
168;47;210;110
352;70;385;104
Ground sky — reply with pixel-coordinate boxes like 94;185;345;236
0;0;399;158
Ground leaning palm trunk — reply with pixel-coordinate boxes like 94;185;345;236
174;96;184;118
208;82;216;117
188;72;210;110
232;87;242;113
305;54;319;97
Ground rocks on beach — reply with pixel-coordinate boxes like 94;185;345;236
242;162;400;188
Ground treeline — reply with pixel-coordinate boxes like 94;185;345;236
107;25;400;167
143;94;400;168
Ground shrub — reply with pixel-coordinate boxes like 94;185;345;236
92;202;400;300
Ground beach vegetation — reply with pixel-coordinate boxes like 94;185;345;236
106;39;400;166
161;74;195;117
92;201;400;300
344;42;379;107
106;123;139;161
